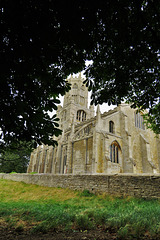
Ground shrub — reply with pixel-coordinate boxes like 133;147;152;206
80;189;94;197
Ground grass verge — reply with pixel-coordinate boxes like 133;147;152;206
0;179;160;239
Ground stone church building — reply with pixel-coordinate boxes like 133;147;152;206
27;74;160;174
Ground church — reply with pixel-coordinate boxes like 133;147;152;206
27;74;160;174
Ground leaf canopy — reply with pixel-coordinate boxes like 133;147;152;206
1;0;160;146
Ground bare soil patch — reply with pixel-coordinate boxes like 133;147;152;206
0;229;159;240
0;229;116;240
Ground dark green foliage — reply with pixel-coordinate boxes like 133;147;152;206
0;141;32;173
83;1;160;132
0;0;81;145
80;189;94;197
1;0;160;146
143;102;160;134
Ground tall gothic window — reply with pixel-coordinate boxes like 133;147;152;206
110;141;120;163
76;110;86;122
109;121;114;133
134;112;145;130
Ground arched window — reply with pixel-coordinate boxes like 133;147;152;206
76;110;86;122
109;121;114;133
110;141;120;163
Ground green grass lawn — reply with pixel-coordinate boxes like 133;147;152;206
0;179;160;239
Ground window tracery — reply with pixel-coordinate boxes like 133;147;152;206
76;110;86;122
110;141;120;163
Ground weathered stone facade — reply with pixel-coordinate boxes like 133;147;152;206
27;74;160;174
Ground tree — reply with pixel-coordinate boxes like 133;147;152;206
0;141;32;173
83;0;160;133
1;0;160;148
0;0;89;146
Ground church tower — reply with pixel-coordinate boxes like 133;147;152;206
57;73;94;131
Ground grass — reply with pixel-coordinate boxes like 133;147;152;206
0;179;160;238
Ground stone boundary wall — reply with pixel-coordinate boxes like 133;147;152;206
0;173;160;199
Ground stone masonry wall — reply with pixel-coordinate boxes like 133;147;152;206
0;173;160;199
